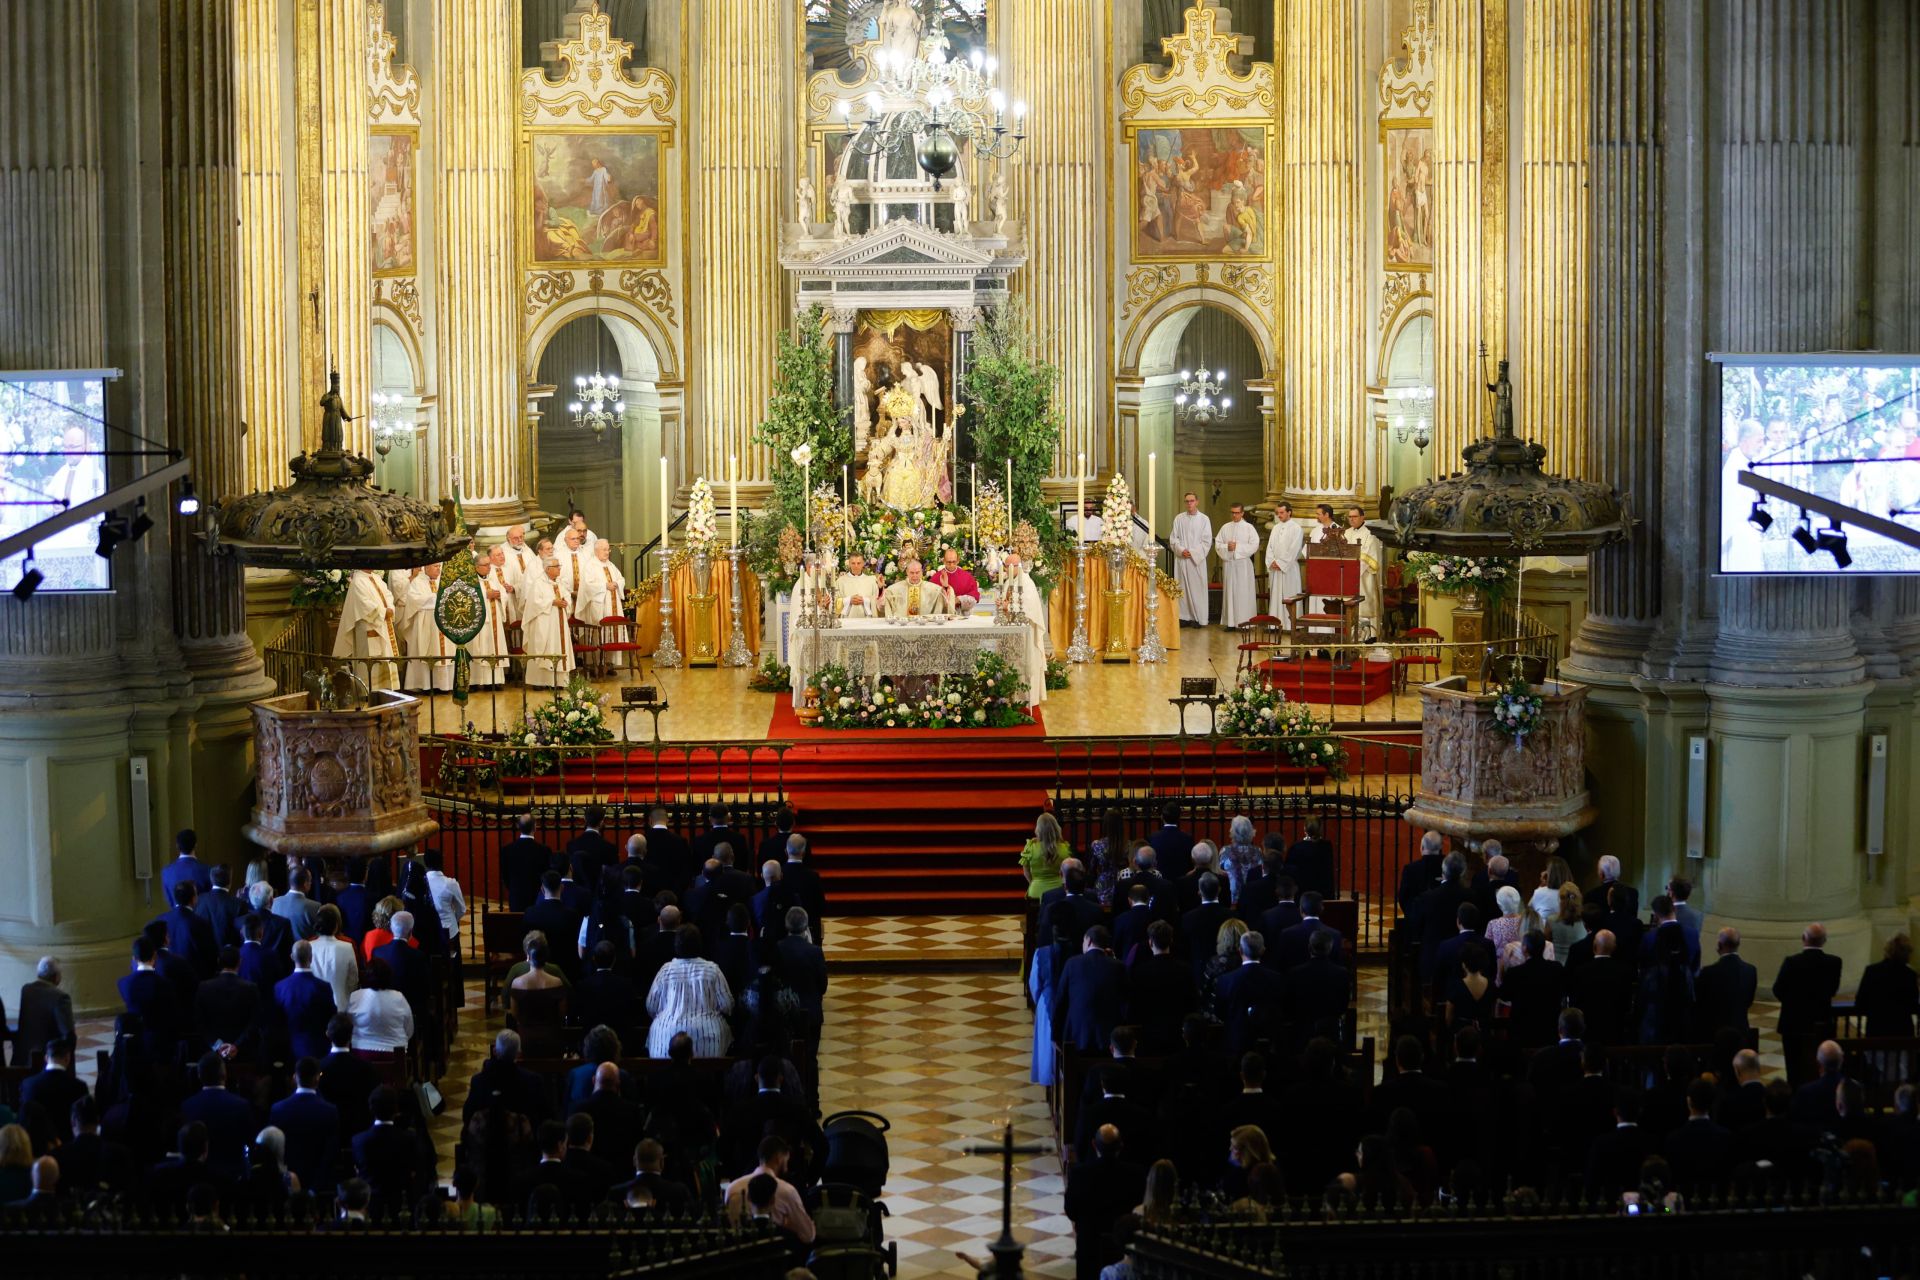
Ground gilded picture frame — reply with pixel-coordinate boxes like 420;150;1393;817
1381;118;1434;274
523;125;674;269
369;127;418;277
1125;122;1273;263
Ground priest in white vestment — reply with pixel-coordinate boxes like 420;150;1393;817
1264;502;1305;628
522;559;577;688
1067;503;1103;545
486;544;518;633
1306;504;1341;615
999;551;1050;708
402;562;453;692
566;511;598;558
1214;504;1259;629
470;559;508;687
388;567;420;636
579;540;627;625
558;528;591;613
1343;506;1385;640
833;552;881;618
1170;492;1212;626
332;569;399;690
498;527;539;624
880;560;954;617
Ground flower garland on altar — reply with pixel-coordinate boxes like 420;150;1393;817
1218;674;1349;777
291;567;350;610
685;477;719;553
1098;474;1134;552
972;480;1010;550
1490;673;1544;745
810;650;1033;730
1405;552;1512;607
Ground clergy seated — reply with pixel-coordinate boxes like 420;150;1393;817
880;560;954;618
930;548;980;613
833;553;882;618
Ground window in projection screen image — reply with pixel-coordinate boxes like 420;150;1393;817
0;372;112;591
1714;355;1920;575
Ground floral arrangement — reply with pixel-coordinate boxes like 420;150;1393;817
810;483;845;548
291;567;350;610
776;524;805;572
811;650;1033;730
973;480;1010;550
1011;519;1041;565
1490;673;1545;744
510;675;614;774
436;722;501;791
1405;552;1512;607
749;654;792;693
1098;474;1135;551
685;477;719;552
1045;655;1071;691
1218;674;1349;777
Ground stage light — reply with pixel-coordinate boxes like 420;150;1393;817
1791;511;1818;555
127;499;153;541
12;553;42;600
176;478;200;516
1816;521;1852;569
1747;500;1772;532
95;516;125;559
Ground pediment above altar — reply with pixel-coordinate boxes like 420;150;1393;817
796;221;998;272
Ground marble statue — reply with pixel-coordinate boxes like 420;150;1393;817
853;355;874;454
795;174;816;225
948;176;969;226
988;169;1008;224
912;361;942;435
831;176;855;240
879;0;922;65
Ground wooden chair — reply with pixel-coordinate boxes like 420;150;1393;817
598;613;642;673
1287;542;1363;661
1393;627;1445;692
1235;614;1285;677
480;908;527;1014
569;618;604;675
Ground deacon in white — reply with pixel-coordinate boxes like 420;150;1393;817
1264;501;1305;628
1067;501;1104;544
498;526;539;623
522;558;577;687
880;558;954;617
1343;505;1385;640
833;551;881;618
1170;492;1213;626
578;540;627;625
332;569;399;690
402;562;454;692
487;544;517;629
470;558;509;687
388;567;420;635
999;551;1050;707
1214;503;1260;629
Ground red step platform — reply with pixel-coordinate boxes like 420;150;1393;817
1256;656;1396;706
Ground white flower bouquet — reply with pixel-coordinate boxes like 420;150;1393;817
686;477;720;551
291;566;350;610
1098;474;1134;551
1405;552;1513;607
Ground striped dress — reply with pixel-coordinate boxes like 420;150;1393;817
645;957;735;1057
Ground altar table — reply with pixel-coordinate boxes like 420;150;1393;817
789;614;1044;709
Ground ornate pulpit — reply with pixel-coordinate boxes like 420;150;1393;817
244;690;438;856
1403;676;1597;850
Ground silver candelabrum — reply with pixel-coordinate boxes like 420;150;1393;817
723;546;753;666
652;545;683;668
1137;566;1167;664
1066;543;1093;663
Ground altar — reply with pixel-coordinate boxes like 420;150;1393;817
790;614;1045;710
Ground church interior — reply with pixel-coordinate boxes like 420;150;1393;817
2;0;1920;1274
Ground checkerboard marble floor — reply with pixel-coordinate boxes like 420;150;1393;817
824;915;1024;966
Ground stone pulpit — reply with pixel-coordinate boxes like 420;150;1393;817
244;690;438;856
1403;676;1597;850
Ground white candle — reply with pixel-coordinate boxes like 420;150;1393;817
659;456;670;569
1076;452;1086;543
843;464;851;550
970;463;978;552
1147;451;1157;542
729;453;739;550
803;459;811;551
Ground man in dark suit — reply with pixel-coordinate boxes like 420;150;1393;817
1274;892;1345;971
1223;1052;1290;1151
1369;1035;1449;1137
1566;929;1636;1045
714;904;759;995
319;1014;379;1138
780;833;827;941
757;803;799;869
1638;894;1702;973
1283;927;1351;1046
1467;845;1519;930
240;882;295;959
155;881;220;979
1113;845;1175;923
352;1085;434;1212
722;1057;824;1180
573;942;638;1038
270;1056;341;1196
692;802;746;867
1110;883;1154;962
1395;830;1446;917
1695;926;1758;1038
618;1138;695;1216
1789;1040;1863;1130
683;860;737;943
236;910;290;1000
1172;848;1222;916
568;804;619;890
1584;1087;1653;1198
373;910;432;1026
1714;1049;1768;1132
571;1061;645;1171
1064;1123;1147;1280
501;814;553;912
1073;1068;1156;1166
12;956;76;1067
194;946;263;1057
1179;873;1232;981
524;871;584;980
1257;876;1302;944
1283;818;1336;901
118;935;184;1060
1125;921;1194;1052
274;940;339;1062
1500;931;1566;1048
1044;868;1106;950
750;860;795;937
18;1036;89;1145
332;857;374;945
1148;802;1196;881
1588;854;1640;927
1214;931;1287;1053
513;1119;598;1214
1054;926;1127;1053
1773;922;1843;1083
1663;1077;1734;1193
55;1097;134;1198
144;1122;226;1215
774;907;828;1052
1427;903;1483;1003
1526;1008;1587;1106
643;807;693;891
562;1112;623;1198
1732;1079;1815;1182
180;1052;257;1180
160;828;213;902
196;863;248;947
1409;852;1471;983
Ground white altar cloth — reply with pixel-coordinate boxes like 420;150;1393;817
790;612;1046;709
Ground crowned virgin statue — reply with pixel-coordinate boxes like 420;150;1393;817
864;383;950;510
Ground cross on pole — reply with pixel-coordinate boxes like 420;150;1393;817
962;1118;1048;1279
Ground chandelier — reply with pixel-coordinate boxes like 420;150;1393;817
1383;384;1435;452
568;307;624;438
369;391;414;458
1174;366;1232;424
836;41;1026;187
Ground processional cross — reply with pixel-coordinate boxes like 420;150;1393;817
962;1119;1048;1279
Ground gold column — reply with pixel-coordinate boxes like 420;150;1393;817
1515;0;1589;477
1278;0;1362;503
294;0;371;456
1002;0;1105;478
1430;0;1504;461
433;0;524;520
694;0;785;485
234;0;290;491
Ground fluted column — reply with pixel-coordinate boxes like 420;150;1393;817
1278;0;1361;504
433;0;524;520
1002;1;1104;478
1567;0;1664;670
234;0;290;492
694;0;784;487
1514;0;1589;477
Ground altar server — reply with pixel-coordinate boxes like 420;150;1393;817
1170;492;1212;627
880;559;954;617
1344;506;1385;641
1000;551;1050;707
523;558;577;687
834;552;882;618
333;569;399;690
1214;504;1259;630
471;558;509;687
499;526;539;623
1264;502;1305;628
402;562;454;692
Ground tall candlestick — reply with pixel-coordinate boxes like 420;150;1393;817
1147;451;1156;541
970;463;978;552
729;454;739;549
842;464;851;551
660;455;669;550
1006;457;1012;515
1076;452;1086;543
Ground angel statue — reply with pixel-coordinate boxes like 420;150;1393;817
988;169;1009;224
852;356;874;455
795;174;816;225
831;176;856;240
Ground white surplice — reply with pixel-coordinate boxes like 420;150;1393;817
1214;518;1259;628
332;570;399;690
1170;511;1212;625
1264;518;1305;627
833;571;881;618
1345;525;1385;640
1004;569;1050;707
498;542;539;623
522;575;577;688
402;574;453;691
470;572;509;687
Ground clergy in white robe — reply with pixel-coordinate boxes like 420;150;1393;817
1307;505;1341;614
1170;494;1212;626
1067;507;1104;544
578;541;627;625
332;570;399;690
880;561;954;617
402;563;454;692
566;511;598;558
498;528;539;624
1214;505;1259;629
486;544;519;633
522;559;577;688
1343;506;1385;640
999;552;1050;707
558;529;591;611
388;568;420;636
1264;503;1305;627
470;560;509;687
833;553;882;618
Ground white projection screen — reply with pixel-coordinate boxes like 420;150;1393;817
0;371;114;591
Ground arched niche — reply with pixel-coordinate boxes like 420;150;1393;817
1377;305;1435;501
371;319;423;497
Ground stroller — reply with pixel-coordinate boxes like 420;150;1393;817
807;1110;898;1280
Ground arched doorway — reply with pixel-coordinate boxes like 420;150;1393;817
526;307;664;552
1377;307;1435;501
1128;302;1270;535
371;320;423;496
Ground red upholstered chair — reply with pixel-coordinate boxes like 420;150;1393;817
569;618;604;675
1236;614;1285;676
1287;549;1363;659
1394;627;1445;692
598;613;641;673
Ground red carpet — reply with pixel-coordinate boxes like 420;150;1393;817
1257;656;1396;705
767;696;1046;740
